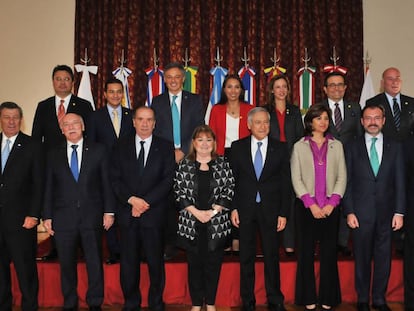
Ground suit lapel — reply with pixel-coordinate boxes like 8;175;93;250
120;108;132;136
358;136;377;179
1;133;23;174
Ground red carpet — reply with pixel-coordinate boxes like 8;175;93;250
11;258;403;308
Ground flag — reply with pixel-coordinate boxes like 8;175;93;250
297;66;316;110
75;64;98;110
183;66;198;93
323;64;348;75
112;66;132;108
238;66;256;106
205;66;228;124
359;68;375;109
264;66;286;82
145;67;164;106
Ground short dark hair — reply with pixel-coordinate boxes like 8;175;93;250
0;101;23;118
187;125;218;162
324;72;346;87
362;104;386;118
303;104;331;136
104;78;124;91
52;64;74;80
164;62;185;76
132;106;155;119
217;74;246;105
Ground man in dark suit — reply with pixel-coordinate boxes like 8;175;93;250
230;107;291;311
43;113;115;311
110;106;175;311
321;71;362;256
366;67;414;256
151;62;204;259
33;64;94;261
87;77;134;264
0;102;44;311
343;105;405;311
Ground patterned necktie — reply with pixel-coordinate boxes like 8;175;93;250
112;109;120;137
171;95;180;146
58;99;65;124
393;97;401;130
254;141;263;202
334;103;342;132
137;141;145;175
70;145;79;181
369;137;380;176
1;138;11;173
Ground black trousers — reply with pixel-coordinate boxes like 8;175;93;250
186;224;224;306
120;223;165;311
239;203;284;306
55;227;103;308
295;203;341;307
0;227;38;311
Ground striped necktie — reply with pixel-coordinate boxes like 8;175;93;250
393;97;401;130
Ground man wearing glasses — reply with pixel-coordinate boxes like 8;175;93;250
321;71;362;257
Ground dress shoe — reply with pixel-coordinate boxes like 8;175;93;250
241;302;256;311
89;306;102;311
284;249;295;257
39;249;58;261
268;303;286;311
356;302;370;311
405;307;414;311
337;245;352;257
62;307;77;311
304;304;317;311
372;304;391;311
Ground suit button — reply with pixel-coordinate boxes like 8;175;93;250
0;183;3;187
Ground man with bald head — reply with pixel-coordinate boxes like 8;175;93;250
43;113;115;311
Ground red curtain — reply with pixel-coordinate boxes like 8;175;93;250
75;0;363;110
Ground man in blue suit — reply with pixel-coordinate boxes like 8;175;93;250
43;113;115;311
151;62;205;260
87;78;134;264
110;106;175;311
343;105;405;311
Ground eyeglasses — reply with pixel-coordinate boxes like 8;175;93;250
326;83;345;89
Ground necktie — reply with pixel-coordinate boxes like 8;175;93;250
137;141;145;175
334;103;342;132
1;139;11;173
171;95;180;146
393;97;401;130
112;109;120;137
70;145;79;181
369;137;380;176
254;142;263;202
58;99;65;124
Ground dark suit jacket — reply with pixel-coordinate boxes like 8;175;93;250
266;103;304;153
151;90;205;154
32;95;93;151
86;105;134;150
110;134;176;227
366;93;414;141
321;99;362;146
343;135;405;222
230;136;291;223
43;140;115;230
0;132;44;231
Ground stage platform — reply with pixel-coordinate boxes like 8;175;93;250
11;256;403;308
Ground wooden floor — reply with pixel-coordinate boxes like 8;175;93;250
12;303;405;311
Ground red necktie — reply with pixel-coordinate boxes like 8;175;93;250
58;99;65;123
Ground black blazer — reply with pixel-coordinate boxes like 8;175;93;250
266;103;304;153
366;93;414;141
343;135;405;222
86;105;134;150
110;134;176;227
32;95;93;151
0;132;44;231
43;140;115;230
321;99;362;146
230;136;291;223
151;90;205;154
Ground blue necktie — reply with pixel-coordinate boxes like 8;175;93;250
1;139;11;173
254;141;263;202
393;97;401;130
171;95;180;146
369;137;380;176
70;145;79;181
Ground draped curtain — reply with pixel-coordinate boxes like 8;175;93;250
75;0;363;110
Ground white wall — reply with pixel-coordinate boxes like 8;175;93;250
0;0;413;133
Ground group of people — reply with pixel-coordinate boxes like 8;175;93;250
1;62;414;311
